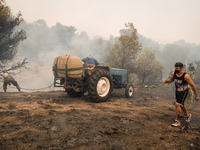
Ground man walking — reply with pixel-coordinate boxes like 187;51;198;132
164;62;199;127
1;71;21;92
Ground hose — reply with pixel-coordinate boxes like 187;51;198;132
7;83;54;91
144;82;164;88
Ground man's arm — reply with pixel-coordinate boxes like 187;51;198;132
91;57;99;65
164;72;174;83
185;74;199;101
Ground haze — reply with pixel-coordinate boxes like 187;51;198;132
6;0;200;44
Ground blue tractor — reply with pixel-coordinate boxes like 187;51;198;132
53;56;134;102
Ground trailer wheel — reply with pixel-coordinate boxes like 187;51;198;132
125;83;134;98
65;88;82;97
88;70;113;102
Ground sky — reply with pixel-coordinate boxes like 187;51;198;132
6;0;200;44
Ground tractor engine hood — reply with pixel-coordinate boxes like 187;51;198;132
110;68;127;88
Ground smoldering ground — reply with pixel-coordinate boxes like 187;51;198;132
0;86;200;150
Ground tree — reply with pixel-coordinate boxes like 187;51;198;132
0;0;26;64
135;49;163;84
107;23;142;72
51;22;77;48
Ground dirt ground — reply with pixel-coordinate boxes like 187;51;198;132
0;85;200;150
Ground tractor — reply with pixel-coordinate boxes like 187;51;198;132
52;55;134;102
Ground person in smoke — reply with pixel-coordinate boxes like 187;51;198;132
1;70;21;92
164;62;199;127
188;63;195;79
82;56;99;68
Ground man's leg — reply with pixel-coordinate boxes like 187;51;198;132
180;91;191;122
175;103;182;121
175;91;189;120
11;80;21;92
182;105;192;122
181;105;189;117
16;83;21;92
171;103;182;126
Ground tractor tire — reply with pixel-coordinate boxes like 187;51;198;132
125;83;134;98
87;70;113;102
65;88;82;97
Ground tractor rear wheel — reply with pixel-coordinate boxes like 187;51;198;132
88;70;113;102
125;83;134;98
65;88;82;97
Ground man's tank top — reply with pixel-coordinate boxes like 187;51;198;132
173;72;188;92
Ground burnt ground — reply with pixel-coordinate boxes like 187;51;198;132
0;85;200;150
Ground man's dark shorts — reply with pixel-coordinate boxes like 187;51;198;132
175;91;188;106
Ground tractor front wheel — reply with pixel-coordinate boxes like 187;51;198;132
125;83;134;98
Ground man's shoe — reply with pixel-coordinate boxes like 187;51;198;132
186;114;192;123
171;120;181;127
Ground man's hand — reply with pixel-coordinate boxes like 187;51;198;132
163;80;168;83
164;75;174;84
195;96;199;101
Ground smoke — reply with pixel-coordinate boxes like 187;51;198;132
5;20;112;92
2;19;200;92
159;40;200;78
120;29;200;80
139;39;200;79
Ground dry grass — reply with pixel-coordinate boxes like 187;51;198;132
7;103;17;109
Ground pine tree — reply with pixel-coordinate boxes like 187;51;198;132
0;0;26;63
